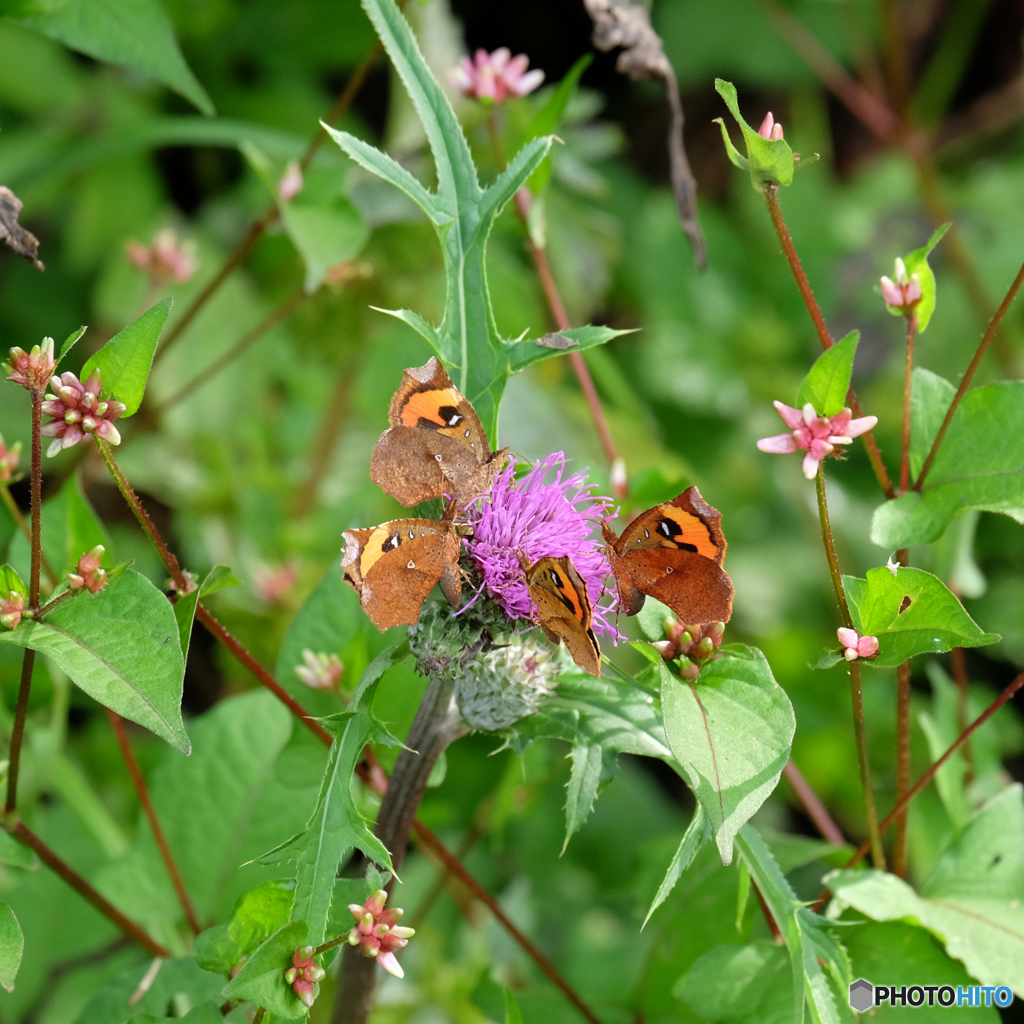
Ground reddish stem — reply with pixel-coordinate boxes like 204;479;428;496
106;709;201;935
782;760;846;845
914;257;1024;491
8;821;169;956
900;315;917;494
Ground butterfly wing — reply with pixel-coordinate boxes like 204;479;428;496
341;516;461;631
523;555;601;677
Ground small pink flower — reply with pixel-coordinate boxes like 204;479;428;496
757;111;784;140
757;402;878;480
283;945;325;1009
126;229;196;285
40;370;126;457
294;649;343;691
68;546;107;594
5;338;56;393
277;160;304;202
346;890;415;979
880;257;922;311
253;561;297;603
448;48;544;103
0;434;21;482
837;627;879;662
0;592;25;630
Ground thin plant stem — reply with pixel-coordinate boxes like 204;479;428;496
950;647;974;779
893;661;911;877
106;709;201;935
5;651;35;814
764;188;895;498
7;821;169;956
782;759;846;845
915;257;1024;491
900;314;917;494
36;589;74;618
814;466;853;628
1;486;57;587
252;1008;266;1024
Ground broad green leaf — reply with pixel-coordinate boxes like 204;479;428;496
872;380;1024;548
524;54;592;193
884;224;950;332
845;921;1001;1022
172;564;240;665
504;988;524;1024
562;742;603;853
56;325;86;366
81;298;172;417
64;471;111;566
194;879;295;978
909;367;956;480
130;1002;223;1024
504;324;637;375
827;784;1024;994
660;646;795;865
6;0;214;115
242;142;369;293
0;904;23;992
637;595;674;644
325;0;555;441
0;564;26;599
736;826;850;1024
843;566;998;668
0;830;35;869
223;921;310;1019
714;80;794;193
795;331;859;418
0;570;188;752
674;941;794;1024
643;803;710;928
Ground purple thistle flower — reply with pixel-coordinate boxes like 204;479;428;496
463;453;619;640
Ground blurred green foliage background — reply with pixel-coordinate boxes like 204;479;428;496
0;0;1023;1021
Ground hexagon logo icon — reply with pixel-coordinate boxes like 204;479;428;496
849;978;873;1013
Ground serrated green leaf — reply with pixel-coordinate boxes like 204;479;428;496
223;920;310;1019
56;325;86;366
660;646;795;865
795;331;859;417
642;803;710;928
715;80;794;193
872;381;1024;548
524;54;591;193
81;298;172;417
504;324;637;375
7;0;214;115
0;904;23;992
172;564;240;665
843;566;998;667
885;223;950;332
0;570;188;752
827;784;1024;994
562;742;603;853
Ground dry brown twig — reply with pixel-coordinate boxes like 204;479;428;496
0;186;45;271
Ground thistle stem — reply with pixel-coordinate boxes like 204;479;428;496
900;315;917;494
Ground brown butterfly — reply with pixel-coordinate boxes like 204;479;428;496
370;357;508;507
341;504;462;631
601;487;734;626
518;552;602;677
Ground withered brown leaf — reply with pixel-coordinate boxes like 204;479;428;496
0;186;45;271
583;0;707;269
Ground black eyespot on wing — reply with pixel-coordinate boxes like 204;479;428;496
679;543;698;553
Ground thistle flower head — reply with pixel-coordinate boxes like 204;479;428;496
757;401;878;479
5;337;56;393
463;453;618;639
757;111;784;140
0;592;25;630
40;370;125;457
0;434;21;482
294;649;343;691
126;228;196;285
68;546;107;594
880;256;922;311
346;890;414;979
448;48;544;103
837;627;879;661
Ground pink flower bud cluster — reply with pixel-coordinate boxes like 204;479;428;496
277;160;304;202
41;370;126;457
346;889;415;979
880;257;922;310
449;48;544;103
284;945;325;1009
757;402;878;480
126;229;196;285
653;619;726;679
253;561;297;604
837;627;879;662
0;434;21;482
68;546;107;594
5;338;56;393
757;112;784;140
294;649;343;691
0;592;25;630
